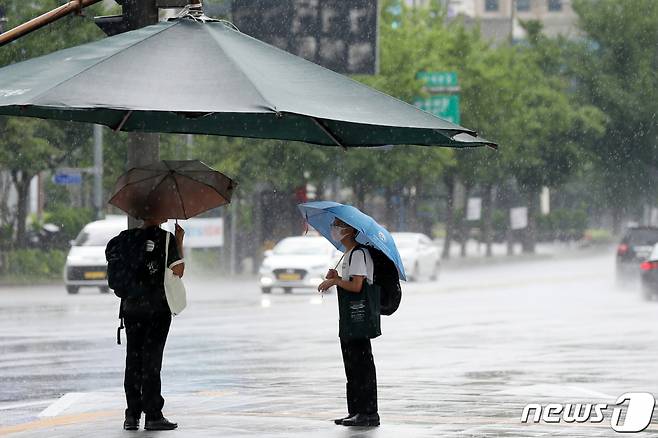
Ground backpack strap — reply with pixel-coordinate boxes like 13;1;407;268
347;245;369;282
348;245;366;265
117;303;124;345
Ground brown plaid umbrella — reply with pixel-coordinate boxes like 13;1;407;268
109;160;236;219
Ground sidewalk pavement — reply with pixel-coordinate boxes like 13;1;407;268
1;388;640;438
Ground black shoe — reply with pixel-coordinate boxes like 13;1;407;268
333;414;354;425
341;413;380;427
123;416;140;431
144;417;178;431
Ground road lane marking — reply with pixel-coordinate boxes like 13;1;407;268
0;411;118;436
0;400;55;411
39;393;87;417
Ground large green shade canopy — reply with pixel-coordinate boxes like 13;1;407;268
0;18;496;148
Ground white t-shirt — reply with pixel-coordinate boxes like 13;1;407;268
340;247;374;285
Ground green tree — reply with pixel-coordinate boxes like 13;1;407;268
0;118;92;246
501;24;606;252
0;2;107;247
569;0;658;231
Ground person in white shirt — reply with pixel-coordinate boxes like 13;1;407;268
318;219;380;427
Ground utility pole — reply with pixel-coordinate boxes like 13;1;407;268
0;6;7;35
122;0;160;228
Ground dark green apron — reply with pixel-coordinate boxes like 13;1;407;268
338;281;381;339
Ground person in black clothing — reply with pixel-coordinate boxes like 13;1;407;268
121;216;185;431
318;219;380;427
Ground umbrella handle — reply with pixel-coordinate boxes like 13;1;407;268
334;253;345;270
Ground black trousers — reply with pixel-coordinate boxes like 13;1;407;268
124;316;171;420
340;337;378;415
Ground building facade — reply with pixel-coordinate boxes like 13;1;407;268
406;0;580;42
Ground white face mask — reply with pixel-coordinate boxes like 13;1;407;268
330;225;349;242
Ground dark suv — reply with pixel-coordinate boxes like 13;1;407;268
616;227;658;283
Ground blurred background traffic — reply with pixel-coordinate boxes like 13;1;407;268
0;0;656;299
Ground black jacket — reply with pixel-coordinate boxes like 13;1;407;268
120;226;182;319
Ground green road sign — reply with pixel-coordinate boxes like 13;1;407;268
414;94;460;125
417;71;459;91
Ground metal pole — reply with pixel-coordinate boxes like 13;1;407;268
230;198;238;275
0;0;103;47
186;134;193;160
124;0;159;229
510;0;516;44
0;7;7;35
93;125;104;220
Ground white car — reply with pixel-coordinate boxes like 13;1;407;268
64;215;126;294
392;232;440;282
259;236;341;294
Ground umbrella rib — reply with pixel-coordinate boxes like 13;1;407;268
203;25;278;113
311;118;347;150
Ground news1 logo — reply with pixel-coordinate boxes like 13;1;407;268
521;392;656;433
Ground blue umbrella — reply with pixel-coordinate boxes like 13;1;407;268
298;201;407;281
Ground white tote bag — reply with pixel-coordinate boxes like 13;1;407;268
164;231;187;315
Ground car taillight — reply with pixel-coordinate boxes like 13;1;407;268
618;244;629;255
640;261;658;271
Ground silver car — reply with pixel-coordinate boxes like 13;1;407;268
64;216;126;294
259;236;340;294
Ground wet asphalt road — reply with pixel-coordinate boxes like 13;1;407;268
1;247;658;437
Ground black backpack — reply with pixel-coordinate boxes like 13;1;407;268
105;229;149;298
349;244;402;316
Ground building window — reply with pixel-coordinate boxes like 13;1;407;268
516;0;531;11
548;0;562;11
485;0;499;12
484;0;499;12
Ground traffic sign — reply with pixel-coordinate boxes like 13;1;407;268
510;207;528;230
53;172;82;185
417;71;459;92
414;94;461;125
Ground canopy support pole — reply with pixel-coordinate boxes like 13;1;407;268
114;111;133;132
0;0;102;47
312;117;348;150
